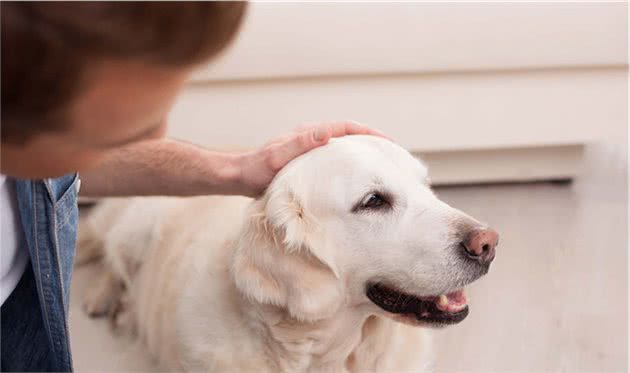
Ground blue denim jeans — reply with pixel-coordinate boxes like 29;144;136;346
1;174;79;372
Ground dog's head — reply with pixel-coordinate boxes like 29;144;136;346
232;135;498;327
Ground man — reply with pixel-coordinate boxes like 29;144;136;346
0;3;384;371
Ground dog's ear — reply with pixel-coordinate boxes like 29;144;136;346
231;183;343;322
264;182;340;278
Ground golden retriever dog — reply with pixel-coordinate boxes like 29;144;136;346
78;135;499;372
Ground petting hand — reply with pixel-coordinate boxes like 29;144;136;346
236;121;388;197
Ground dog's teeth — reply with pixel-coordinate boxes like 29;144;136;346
438;294;449;306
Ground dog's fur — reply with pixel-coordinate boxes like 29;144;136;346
78;135;489;372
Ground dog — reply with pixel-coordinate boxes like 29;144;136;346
77;135;499;372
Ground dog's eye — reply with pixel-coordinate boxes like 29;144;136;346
364;194;384;208
359;193;390;211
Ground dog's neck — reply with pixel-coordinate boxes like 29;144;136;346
229;209;401;371
243;299;383;372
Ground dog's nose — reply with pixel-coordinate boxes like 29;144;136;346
461;228;499;264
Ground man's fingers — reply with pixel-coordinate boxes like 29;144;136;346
296;121;390;140
283;121;389;162
312;125;332;143
267;131;320;171
266;121;390;172
331;121;389;139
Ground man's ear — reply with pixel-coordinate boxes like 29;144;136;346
231;185;343;322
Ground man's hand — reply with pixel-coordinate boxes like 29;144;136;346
235;121;387;197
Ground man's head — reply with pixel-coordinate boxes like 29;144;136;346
1;2;246;177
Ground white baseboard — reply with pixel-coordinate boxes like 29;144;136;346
419;144;584;185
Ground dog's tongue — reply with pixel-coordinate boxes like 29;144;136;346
435;289;467;313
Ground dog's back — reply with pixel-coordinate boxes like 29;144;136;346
78;196;257;369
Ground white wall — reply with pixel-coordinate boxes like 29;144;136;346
193;2;627;81
167;2;628;183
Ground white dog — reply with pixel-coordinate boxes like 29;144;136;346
78;135;498;372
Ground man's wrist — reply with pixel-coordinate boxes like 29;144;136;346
212;151;249;196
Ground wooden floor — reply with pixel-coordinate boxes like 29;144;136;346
70;141;628;372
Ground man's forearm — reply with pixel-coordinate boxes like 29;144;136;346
79;139;244;197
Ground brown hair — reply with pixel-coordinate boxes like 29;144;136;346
1;1;247;144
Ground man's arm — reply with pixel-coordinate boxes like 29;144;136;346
79;122;386;198
79;138;243;197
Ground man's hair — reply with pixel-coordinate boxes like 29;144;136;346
1;1;247;144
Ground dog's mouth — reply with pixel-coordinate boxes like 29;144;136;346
366;283;469;326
